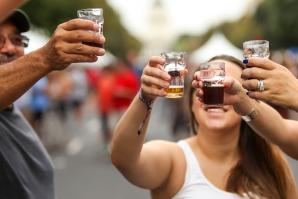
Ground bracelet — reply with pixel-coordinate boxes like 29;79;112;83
137;90;154;135
241;108;260;122
138;89;154;111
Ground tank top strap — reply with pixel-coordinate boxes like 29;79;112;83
177;140;203;183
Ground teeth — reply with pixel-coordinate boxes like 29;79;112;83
206;108;224;113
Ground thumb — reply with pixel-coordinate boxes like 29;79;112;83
224;77;242;94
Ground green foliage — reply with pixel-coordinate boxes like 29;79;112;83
256;0;298;49
21;0;141;59
175;0;298;51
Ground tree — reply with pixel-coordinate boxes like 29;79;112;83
21;0;141;59
255;0;298;49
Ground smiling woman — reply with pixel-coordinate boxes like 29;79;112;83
110;54;298;199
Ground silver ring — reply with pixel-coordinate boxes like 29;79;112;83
257;80;265;91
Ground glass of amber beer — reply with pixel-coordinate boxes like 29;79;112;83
199;62;225;108
161;52;186;98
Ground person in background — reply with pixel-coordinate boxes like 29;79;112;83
29;77;49;137
111;55;297;199
68;67;88;122
96;65;116;150
113;59;139;114
0;9;105;198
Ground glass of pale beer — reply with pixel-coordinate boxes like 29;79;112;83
161;52;186;98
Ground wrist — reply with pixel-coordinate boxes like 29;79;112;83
233;89;256;115
33;47;52;73
138;89;155;111
233;89;260;122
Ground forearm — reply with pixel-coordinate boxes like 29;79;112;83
0;48;51;109
287;91;298;112
111;93;152;167
235;92;291;148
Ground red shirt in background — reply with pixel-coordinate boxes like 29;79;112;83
113;69;139;111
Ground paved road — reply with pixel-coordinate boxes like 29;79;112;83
43;98;297;199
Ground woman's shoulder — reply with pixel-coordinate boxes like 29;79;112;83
144;140;181;151
145;138;194;152
143;139;187;162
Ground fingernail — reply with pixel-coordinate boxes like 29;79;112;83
243;59;248;64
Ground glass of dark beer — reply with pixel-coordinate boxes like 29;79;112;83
161;52;186;98
243;40;269;60
199;62;225;108
77;8;104;48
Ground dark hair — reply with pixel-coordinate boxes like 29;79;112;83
188;55;291;199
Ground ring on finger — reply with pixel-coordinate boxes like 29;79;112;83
257;80;265;91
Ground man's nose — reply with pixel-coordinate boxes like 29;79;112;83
0;39;17;55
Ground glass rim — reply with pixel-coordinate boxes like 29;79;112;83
77;8;103;15
77;8;103;11
161;51;186;60
200;61;225;68
161;51;186;56
243;40;269;47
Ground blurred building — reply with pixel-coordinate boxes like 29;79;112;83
140;0;175;58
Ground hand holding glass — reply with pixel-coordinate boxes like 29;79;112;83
199;62;225;108
77;8;104;48
243;40;270;59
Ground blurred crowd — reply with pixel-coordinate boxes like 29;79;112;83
14;48;298;152
15;57;140;151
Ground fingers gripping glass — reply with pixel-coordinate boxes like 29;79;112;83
77;8;104;48
199;62;225;108
0;34;29;48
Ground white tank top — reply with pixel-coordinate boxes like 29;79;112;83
172;140;250;199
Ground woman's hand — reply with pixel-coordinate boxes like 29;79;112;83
242;58;298;110
140;56;171;100
192;72;246;106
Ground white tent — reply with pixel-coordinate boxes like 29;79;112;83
190;32;243;63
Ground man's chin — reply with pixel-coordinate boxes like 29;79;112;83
0;55;17;65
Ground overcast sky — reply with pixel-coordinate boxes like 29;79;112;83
107;0;254;38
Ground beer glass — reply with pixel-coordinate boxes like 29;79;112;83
199;62;225;108
243;40;269;59
161;52;186;98
77;8;104;48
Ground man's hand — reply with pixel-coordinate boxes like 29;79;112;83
38;18;105;71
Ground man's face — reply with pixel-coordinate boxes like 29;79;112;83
0;22;25;65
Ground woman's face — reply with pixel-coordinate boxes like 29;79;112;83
192;60;242;131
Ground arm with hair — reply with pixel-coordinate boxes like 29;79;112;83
0;49;50;109
0;19;105;109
